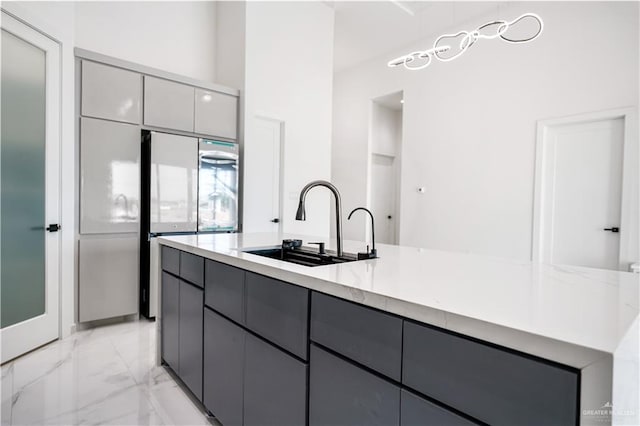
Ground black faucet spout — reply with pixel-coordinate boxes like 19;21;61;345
295;180;343;257
347;207;377;258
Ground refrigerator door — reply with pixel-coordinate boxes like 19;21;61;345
198;140;239;232
150;132;198;233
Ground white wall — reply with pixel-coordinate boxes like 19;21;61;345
75;1;217;82
215;1;245;90
3;1;77;337
243;1;334;238
332;1;639;261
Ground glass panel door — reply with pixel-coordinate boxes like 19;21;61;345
1;11;61;364
1;29;47;328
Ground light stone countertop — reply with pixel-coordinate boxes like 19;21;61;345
158;232;640;425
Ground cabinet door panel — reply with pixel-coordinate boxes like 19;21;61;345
245;272;309;359
78;237;138;322
80;118;140;234
309;345;400;426
161;271;180;372
180;252;204;288
203;308;244;426
81;60;141;124
179;281;203;401
401;390;478;426
244;333;307;426
194;88;237;139
311;292;402;380
161;246;180;276
144;76;194;132
205;260;245;324
402;321;579;426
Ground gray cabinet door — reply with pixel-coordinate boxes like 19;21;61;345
309;345;400;426
245;272;309;359
79;117;140;234
401;390;478;426
78;237;139;322
180;252;204;288
81;60;141;124
194;88;238;140
402;321;579;426
311;292;402;381
179;281;203;401
205;260;245;324
244;333;307;426
204;308;245;426
144;76;194;132
161;271;180;372
161;246;180;276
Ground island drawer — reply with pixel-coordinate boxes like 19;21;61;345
311;292;402;381
402;321;579;426
245;272;309;359
180;251;204;288
309;344;400;426
161;246;180;276
205;260;245;324
400;390;478;426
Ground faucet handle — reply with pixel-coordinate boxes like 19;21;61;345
308;242;326;255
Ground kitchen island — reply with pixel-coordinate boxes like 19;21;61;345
156;232;639;426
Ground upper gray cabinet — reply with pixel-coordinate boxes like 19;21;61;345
144;76;195;132
195;88;238;140
81;61;141;124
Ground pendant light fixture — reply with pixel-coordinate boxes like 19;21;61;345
388;13;544;71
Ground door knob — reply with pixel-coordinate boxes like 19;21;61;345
603;227;620;233
46;224;60;232
271;218;280;223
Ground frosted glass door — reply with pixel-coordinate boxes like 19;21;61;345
1;11;61;363
1;29;46;328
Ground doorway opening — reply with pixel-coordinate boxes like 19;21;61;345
367;91;403;245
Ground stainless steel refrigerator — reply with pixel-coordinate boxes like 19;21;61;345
140;131;239;318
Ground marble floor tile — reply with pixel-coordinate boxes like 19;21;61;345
0;319;211;426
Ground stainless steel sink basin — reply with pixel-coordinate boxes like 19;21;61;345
243;246;358;267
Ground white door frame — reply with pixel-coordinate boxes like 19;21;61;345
1;10;61;363
531;107;639;270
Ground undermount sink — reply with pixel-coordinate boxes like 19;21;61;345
243;246;358;267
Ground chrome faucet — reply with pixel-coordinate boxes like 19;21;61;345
295;180;343;257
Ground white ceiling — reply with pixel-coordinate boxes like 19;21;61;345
332;1;505;72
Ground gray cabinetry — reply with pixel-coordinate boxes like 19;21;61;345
400;390;478;426
244;333;307;426
195;88;238;140
78;237;139;322
309;345;400;426
178;280;203;401
180;252;204;288
161;271;180;372
161;246;180;276
144;76;194;132
205;260;245;324
245;272;309;359
311;292;402;380
79;117;140;234
204;308;245;426
81;60;141;124
402;321;579;426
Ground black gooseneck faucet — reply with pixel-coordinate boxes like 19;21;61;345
347;207;377;259
295;180;343;258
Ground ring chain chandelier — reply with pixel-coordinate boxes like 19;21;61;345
388;13;544;71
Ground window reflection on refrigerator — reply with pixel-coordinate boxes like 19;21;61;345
199;151;238;232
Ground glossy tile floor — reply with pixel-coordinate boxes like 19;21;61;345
1;320;212;425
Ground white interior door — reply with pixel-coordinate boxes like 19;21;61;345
370;154;397;244
1;11;61;363
244;117;282;233
536;117;625;270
